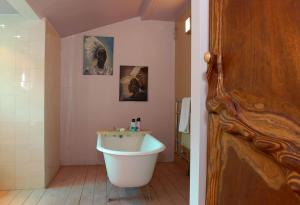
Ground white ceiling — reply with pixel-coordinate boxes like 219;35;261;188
25;0;190;37
0;0;17;14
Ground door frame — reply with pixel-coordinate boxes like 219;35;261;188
190;0;209;204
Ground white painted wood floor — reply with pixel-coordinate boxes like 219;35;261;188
0;159;189;205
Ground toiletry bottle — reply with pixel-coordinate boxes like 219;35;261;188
130;119;136;131
136;118;141;131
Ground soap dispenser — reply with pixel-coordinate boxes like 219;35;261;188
136;118;141;131
130;119;136;131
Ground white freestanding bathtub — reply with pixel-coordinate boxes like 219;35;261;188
96;132;165;188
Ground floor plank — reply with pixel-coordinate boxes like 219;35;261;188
107;184;121;205
159;164;189;201
65;166;88;205
23;189;46;205
37;167;78;205
78;166;98;205
92;166;106;205
0;158;189;205
155;165;187;205
142;185;161;205
0;190;21;205
9;190;33;205
118;187;146;205
150;172;175;205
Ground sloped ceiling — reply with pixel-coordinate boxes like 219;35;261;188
26;0;189;37
0;0;17;14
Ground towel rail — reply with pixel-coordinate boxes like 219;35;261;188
175;99;191;162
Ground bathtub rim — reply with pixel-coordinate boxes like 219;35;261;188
96;134;166;156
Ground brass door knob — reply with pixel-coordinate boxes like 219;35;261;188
204;52;212;64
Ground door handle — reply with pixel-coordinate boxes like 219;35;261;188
204;51;213;64
204;51;217;65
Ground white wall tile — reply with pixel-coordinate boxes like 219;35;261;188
0;95;15;122
0;16;46;189
0;165;16;189
0;143;15;166
15;95;30;122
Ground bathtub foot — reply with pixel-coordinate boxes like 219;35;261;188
144;184;152;201
106;176;113;203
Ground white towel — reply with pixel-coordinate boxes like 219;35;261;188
179;97;191;133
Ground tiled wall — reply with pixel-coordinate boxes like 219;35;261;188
0;16;46;189
44;20;60;186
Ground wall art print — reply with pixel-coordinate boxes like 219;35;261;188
119;66;148;101
83;36;114;75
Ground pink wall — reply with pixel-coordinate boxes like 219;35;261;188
61;17;175;165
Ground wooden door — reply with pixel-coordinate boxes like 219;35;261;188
205;0;300;204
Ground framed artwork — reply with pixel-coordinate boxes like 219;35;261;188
119;66;148;101
83;36;114;75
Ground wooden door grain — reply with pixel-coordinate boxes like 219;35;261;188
205;0;300;205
